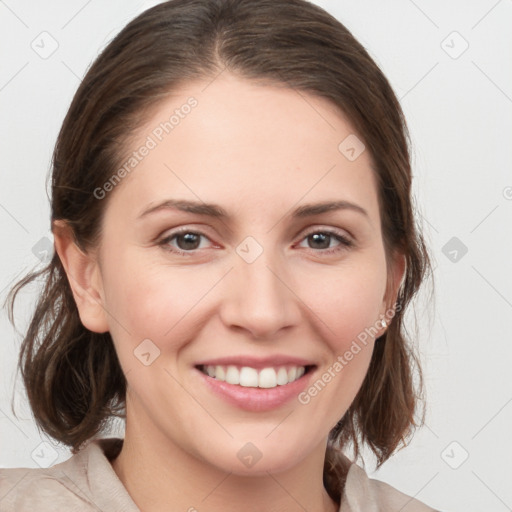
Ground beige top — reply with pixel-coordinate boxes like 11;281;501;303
0;437;439;511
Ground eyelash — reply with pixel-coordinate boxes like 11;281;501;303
158;227;354;257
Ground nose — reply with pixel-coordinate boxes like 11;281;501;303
219;250;302;340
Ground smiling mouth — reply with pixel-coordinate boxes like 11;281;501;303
196;364;315;389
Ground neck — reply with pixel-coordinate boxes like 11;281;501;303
111;404;339;512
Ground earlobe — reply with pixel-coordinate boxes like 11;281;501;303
52;220;109;333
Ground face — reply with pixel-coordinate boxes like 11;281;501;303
88;73;401;475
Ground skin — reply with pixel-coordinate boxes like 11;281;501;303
54;73;405;512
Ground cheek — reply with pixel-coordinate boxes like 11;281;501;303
294;261;385;422
101;254;221;356
299;257;387;350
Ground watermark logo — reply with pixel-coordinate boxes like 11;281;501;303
236;236;264;264
237;442;263;468
442;236;468;263
441;441;469;469
338;134;365;162
441;31;469;60
32;236;53;264
134;338;161;366
31;31;59;59
31;441;59;468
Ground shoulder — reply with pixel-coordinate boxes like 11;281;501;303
0;453;93;511
0;468;87;511
339;454;440;512
0;437;138;512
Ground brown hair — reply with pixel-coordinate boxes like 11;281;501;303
7;0;431;500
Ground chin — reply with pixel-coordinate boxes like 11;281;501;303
195;436;315;477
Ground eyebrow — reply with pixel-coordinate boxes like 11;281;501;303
137;199;368;220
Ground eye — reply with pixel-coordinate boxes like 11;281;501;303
159;229;213;255
158;227;354;257
297;229;354;255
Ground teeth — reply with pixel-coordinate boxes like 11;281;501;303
215;365;226;381
240;367;259;387
200;364;307;388
276;367;288;385
225;365;240;385
259;368;277;388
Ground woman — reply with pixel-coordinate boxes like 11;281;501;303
1;0;438;510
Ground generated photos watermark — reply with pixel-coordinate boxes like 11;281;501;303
298;304;401;405
94;97;198;200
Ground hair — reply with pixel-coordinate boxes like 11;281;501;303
7;0;431;502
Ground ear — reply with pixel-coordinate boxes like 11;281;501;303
52;220;109;333
379;250;407;333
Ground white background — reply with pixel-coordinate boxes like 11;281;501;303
1;1;511;511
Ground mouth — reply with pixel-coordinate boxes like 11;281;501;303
195;364;316;389
194;357;317;411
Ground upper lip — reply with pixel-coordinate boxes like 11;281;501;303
195;355;316;369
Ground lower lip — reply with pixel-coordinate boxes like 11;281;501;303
196;368;315;412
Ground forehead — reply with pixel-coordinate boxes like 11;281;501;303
106;73;380;224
